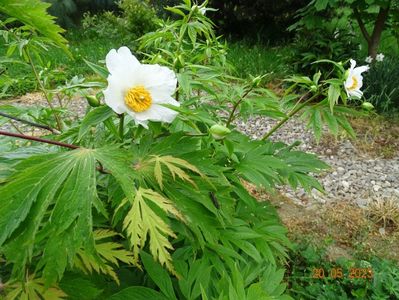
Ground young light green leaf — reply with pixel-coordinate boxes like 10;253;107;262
123;188;184;274
147;155;206;190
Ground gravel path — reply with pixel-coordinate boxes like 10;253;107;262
0;93;87;134
1;94;398;207
236;116;399;207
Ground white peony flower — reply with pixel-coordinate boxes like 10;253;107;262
365;56;373;63
104;46;179;128
344;59;369;99
376;53;384;62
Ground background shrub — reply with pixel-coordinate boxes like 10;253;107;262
289;26;359;75
81;0;158;41
363;56;399;114
45;0;117;27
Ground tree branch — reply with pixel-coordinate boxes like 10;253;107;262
370;4;390;44
353;8;371;43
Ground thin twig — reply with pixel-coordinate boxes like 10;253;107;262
25;49;63;131
0;111;58;133
118;113;125;142
9;120;24;134
225;87;253;127
261;92;321;140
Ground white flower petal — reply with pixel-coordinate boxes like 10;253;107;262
353;65;369;75
139;64;177;99
104;75;128;114
349;59;356;72
103;46;179;128
152;95;180;107
135;104;178;124
106;46;140;76
349;89;363;98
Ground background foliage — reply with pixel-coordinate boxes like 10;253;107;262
0;0;398;298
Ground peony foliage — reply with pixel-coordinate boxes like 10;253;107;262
0;0;371;299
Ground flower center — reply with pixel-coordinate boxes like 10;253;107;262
124;86;152;112
347;76;358;91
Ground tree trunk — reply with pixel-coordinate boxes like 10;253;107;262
368;6;390;58
354;4;391;59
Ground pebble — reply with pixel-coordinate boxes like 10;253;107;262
235;115;399;207
341;180;350;190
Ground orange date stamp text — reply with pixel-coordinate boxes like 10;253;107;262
312;267;373;280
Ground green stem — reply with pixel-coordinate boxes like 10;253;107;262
118;113;125;141
25;49;63;131
226;87;253;127
261;92;321;140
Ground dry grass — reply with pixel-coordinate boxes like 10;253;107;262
245;183;399;262
367;198;399;230
349;115;399;158
316;115;399;158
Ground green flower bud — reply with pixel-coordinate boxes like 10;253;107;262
173;55;185;70
85;95;100;107
252;75;263;87
361;102;374;111
210;124;231;140
191;5;199;13
310;85;318;92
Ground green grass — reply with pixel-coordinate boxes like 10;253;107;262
1;33;294;99
0;29;134;98
227;41;293;80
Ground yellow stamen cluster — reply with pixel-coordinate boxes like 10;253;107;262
347;76;358;91
124;85;152;112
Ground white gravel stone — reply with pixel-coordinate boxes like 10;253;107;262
234;115;399;207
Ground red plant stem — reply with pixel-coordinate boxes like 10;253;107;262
0;130;79;149
0;131;112;174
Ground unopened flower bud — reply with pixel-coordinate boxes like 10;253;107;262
252;76;263;87
361;102;374;111
191;5;199;13
85;95;100;107
210;124;231;140
310;85;317;92
173;55;185;70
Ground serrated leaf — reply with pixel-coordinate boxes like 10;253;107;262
147;155;206;190
123;188;184;274
0;0;70;55
6;275;67;300
0;148;102;286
